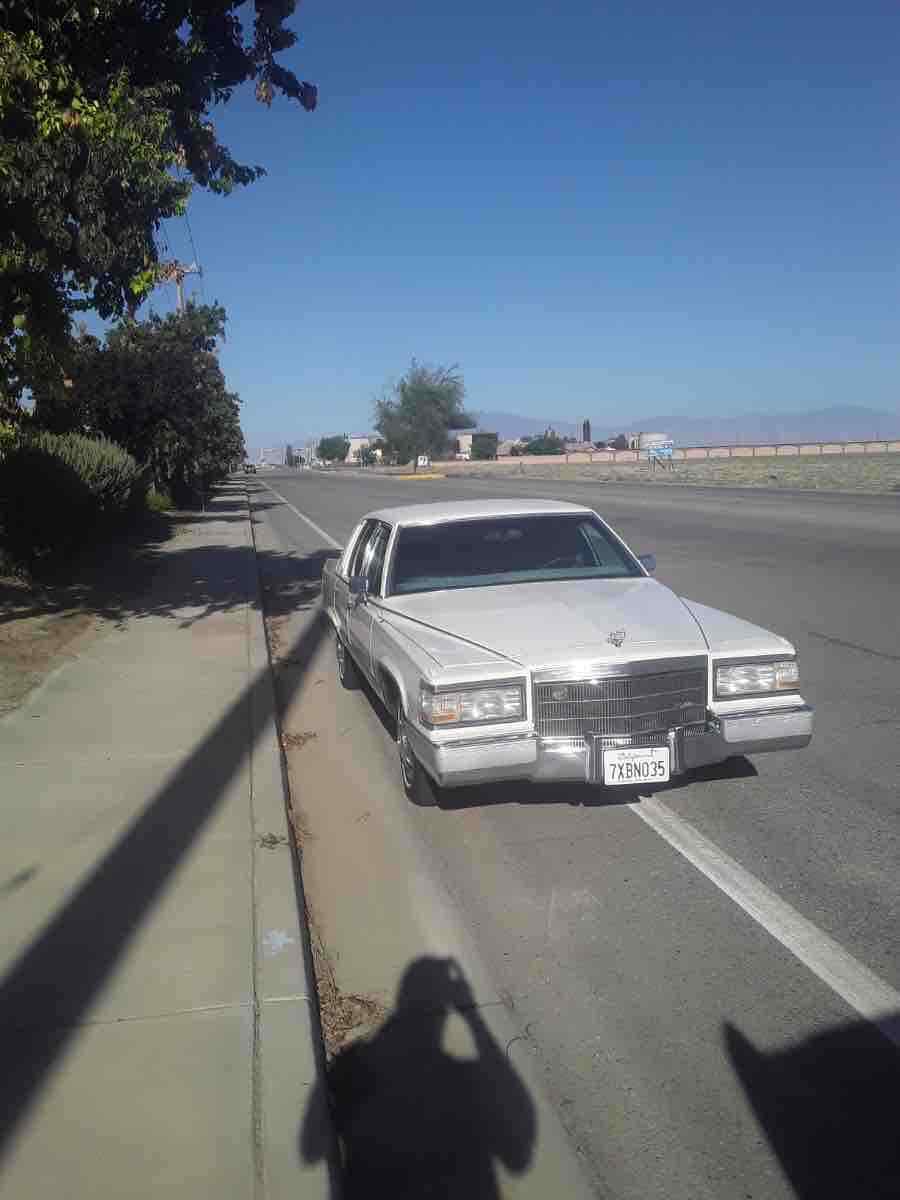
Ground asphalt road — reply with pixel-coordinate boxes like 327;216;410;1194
252;469;900;1200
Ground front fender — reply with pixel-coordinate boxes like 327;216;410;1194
377;655;414;719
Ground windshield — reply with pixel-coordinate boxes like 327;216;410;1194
389;514;643;596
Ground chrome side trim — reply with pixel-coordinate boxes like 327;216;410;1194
441;731;537;751
719;703;813;722
532;655;707;684
712;653;798;668
667;728;679;774
421;675;526;695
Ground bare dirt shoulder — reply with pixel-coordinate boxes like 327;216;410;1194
250;511;389;1057
0;578;99;715
369;451;900;493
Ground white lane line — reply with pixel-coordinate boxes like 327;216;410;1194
257;481;342;549
630;796;900;1048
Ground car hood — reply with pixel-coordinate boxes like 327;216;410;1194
384;578;707;670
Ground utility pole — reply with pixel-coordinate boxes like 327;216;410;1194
157;260;202;312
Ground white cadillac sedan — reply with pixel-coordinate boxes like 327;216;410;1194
322;499;813;804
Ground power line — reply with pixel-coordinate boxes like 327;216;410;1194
183;208;206;305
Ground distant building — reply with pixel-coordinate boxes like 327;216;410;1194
345;435;372;464
454;432;475;459
454;430;498;460
628;431;672;452
471;431;499;459
582;418;591;444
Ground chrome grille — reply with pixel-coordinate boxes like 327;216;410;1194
534;661;707;743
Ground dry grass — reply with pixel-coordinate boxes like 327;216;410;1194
281;729;318;751
442;452;900;493
0;589;97;715
257;570;387;1060
307;915;387;1058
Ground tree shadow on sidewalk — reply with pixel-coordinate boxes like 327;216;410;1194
0;482;336;638
0;531;330;1162
0;483;290;630
300;956;536;1199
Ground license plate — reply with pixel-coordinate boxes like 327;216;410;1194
602;746;670;786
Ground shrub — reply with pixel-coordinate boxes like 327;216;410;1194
0;431;147;564
0;420;17;461
524;430;566;455
146;489;174;513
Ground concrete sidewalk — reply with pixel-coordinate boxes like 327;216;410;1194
0;486;334;1199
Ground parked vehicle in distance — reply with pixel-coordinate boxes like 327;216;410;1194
243;462;257;474
322;500;813;804
416;455;432;469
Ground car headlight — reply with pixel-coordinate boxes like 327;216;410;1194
419;682;525;727
715;659;799;698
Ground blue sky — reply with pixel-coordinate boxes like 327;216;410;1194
151;1;900;446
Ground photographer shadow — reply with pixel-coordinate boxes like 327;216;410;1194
300;956;536;1199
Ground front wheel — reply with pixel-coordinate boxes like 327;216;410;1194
395;698;439;807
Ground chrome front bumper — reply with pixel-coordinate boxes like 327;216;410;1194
411;705;814;789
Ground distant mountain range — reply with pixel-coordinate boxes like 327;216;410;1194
474;405;900;446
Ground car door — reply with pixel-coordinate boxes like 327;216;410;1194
338;520;375;647
346;521;391;679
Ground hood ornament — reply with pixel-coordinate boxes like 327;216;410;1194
606;629;626;648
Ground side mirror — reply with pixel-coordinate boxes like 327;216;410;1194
637;553;656;575
349;575;369;605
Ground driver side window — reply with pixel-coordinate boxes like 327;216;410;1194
361;523;391;596
346;521;374;578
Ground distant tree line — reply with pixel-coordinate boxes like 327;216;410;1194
313;359;637;471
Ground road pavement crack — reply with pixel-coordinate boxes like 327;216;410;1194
808;629;900;663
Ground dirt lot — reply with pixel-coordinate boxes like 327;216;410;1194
0;516;176;717
0;577;100;716
426;451;900;492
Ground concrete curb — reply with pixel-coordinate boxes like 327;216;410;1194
244;489;339;1199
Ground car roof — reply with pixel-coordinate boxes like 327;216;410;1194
366;498;593;526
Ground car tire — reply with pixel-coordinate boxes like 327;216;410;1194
395;697;439;807
335;632;359;690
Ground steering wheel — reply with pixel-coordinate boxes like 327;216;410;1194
542;554;582;569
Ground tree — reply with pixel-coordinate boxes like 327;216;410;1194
471;432;498;460
356;446;376;467
317;435;350;463
33;302;244;500
523;429;565;455
285;444;295;467
1;2;317;406
374;360;475;464
609;433;629;451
